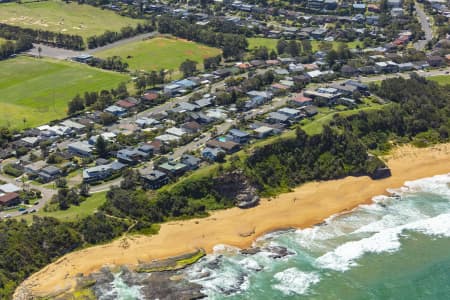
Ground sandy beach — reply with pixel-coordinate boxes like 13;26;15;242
16;143;450;298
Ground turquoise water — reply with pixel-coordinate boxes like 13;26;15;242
107;173;450;299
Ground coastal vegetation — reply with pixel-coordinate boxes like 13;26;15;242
0;56;128;128
0;77;449;297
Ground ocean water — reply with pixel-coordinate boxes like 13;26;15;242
106;173;450;299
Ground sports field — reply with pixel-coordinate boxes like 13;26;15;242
0;56;128;128
95;37;222;75
0;0;142;39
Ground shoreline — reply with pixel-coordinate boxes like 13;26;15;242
15;143;450;298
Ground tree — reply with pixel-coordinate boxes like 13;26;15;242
326;49;338;66
134;76;147;94
95;135;108;158
277;39;288;55
79;183;90;197
55;178;67;188
116;82;128;99
68;94;85;115
179;59;197;77
286;40;300;57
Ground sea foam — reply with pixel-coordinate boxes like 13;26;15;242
272;268;320;296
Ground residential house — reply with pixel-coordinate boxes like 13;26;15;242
141;170;170;190
155;134;180;144
398;62;415;71
0;193;21;207
300;105;319;116
117;148;144;165
38;165;61;182
116;99;137;110
142;91;160;103
88;132;116;145
427;56;445;67
83;161;126;183
353;3;366;12
266;112;291;125
180;154;202;170
195;97;213;109
0;183;20;194
182;121;202;134
228;129;251;144
68;141;94;157
206;139;241;154
166;127;187;138
202;147;225;161
387;0;402;8
24;160;47;176
291;94;313;107
20;137;40;147
278;107;301;119
60;120;85;133
329;83;358;96
164;83;182;96
375;61;399;73
270;83;290;94
157;160;188;177
135;117;160;128
253;126;274;139
104;105;127;117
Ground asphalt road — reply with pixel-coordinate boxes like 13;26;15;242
26;32;158;60
414;2;433;50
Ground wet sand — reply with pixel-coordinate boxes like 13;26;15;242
16;144;450;298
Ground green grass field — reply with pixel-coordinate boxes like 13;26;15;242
248;37;278;51
20;192;107;223
0;56;128;128
0;0;142;39
247;37;363;53
95;36;222;75
428;75;450;85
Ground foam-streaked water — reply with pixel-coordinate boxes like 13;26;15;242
105;173;450;299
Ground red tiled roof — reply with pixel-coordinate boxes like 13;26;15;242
143;92;159;101
271;83;289;90
0;192;20;205
292;94;312;103
116;100;136;108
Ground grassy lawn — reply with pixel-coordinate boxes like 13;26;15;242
428;75;450;85
0;0;142;39
248;37;278;51
0;56;128;128
95;36;222;76
20;191;107;222
247;37;363;53
0;38;9;45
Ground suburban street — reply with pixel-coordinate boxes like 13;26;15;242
414;1;433;50
2;63;448;218
0;173;56;218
